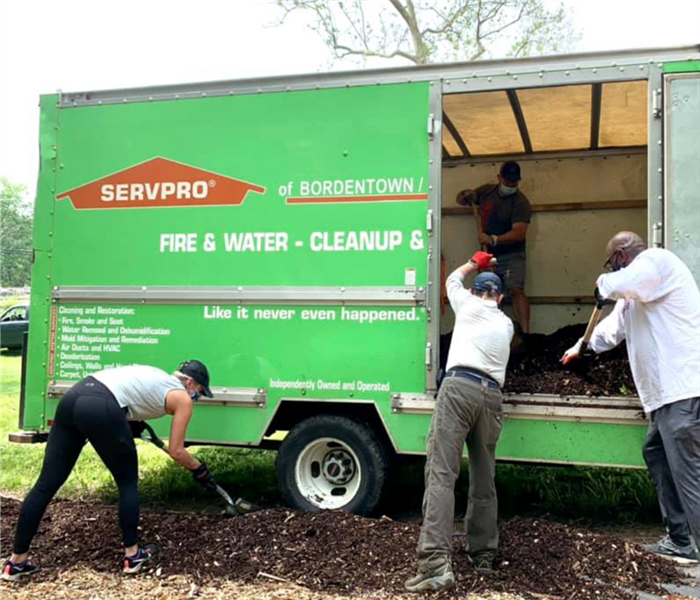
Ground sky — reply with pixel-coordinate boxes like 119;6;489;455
1;0;699;199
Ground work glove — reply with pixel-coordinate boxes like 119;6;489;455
560;339;582;365
594;286;615;309
469;251;495;271
191;461;217;490
129;421;146;439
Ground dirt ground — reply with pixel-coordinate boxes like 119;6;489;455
2;496;697;600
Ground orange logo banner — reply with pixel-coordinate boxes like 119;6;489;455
56;157;265;210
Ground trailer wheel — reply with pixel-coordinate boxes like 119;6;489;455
276;415;389;515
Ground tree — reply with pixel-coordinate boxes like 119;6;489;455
276;0;575;65
1;178;33;287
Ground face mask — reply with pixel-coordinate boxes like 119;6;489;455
499;184;517;196
189;390;200;401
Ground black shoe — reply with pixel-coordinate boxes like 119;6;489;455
471;551;496;574
1;558;38;581
122;543;159;574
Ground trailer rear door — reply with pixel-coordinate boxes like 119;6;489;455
663;62;700;283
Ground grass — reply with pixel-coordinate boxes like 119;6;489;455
1;352;660;522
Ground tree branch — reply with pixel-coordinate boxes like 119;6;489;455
421;1;474;36
334;43;418;62
388;0;428;62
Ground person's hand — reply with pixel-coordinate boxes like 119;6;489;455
469;251;495;271
191;461;216;489
560;340;582;365
456;190;475;206
478;232;492;246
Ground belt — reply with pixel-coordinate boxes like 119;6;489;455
445;367;500;391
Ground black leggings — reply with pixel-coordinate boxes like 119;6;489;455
13;377;139;553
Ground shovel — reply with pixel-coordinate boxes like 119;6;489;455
579;287;615;356
140;422;261;517
472;202;488;251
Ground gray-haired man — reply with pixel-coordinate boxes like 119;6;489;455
562;231;700;564
405;250;514;593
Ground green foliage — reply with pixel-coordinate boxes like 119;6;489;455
495;464;659;523
1;295;25;312
275;0;578;65
1;178;33;287
388;456;660;523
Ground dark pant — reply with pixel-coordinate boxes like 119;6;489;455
13;377;139;553
642;397;700;551
417;375;503;571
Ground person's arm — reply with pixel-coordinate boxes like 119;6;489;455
446;251;494;309
455;189;475;206
561;299;627;364
456;183;491;207
480;222;528;247
482;192;531;246
597;256;663;303
165;390;201;470
446;265;475;311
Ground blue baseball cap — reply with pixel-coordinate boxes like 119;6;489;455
473;272;503;295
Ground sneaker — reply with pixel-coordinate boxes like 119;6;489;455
642;535;698;564
471;551;496;574
404;559;455;593
1;558;38;581
122;543;159;574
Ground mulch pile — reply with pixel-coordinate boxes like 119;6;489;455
504;324;637;397
1;496;683;599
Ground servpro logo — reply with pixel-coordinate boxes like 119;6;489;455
56;157;265;210
101;180;211;202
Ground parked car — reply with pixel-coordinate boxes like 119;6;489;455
0;304;29;350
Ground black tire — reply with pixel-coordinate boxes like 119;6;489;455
276;415;390;516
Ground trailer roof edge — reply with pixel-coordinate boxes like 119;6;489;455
57;44;700;108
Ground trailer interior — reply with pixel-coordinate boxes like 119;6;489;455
439;80;648;336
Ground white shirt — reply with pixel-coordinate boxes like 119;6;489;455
445;269;514;386
589;248;700;413
92;365;185;421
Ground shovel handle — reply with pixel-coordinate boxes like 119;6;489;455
142;422;166;450
580;306;603;356
472;203;487;251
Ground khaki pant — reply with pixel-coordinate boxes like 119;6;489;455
417;375;504;571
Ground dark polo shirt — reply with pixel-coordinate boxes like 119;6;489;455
472;183;531;256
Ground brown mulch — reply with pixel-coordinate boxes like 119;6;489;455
504;324;637;397
1;496;684;599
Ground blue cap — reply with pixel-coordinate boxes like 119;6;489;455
473;272;503;295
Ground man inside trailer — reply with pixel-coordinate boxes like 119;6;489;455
456;160;532;334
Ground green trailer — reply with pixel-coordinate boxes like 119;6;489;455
11;45;700;514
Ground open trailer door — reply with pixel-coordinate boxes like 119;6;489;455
662;61;700;284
